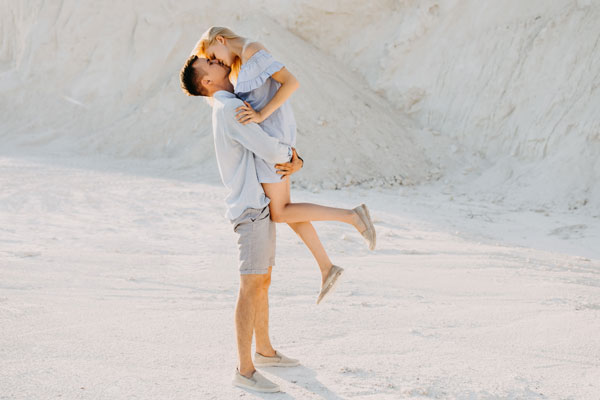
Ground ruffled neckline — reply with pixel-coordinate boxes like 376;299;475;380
235;50;284;94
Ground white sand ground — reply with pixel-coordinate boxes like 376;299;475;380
2;1;600;398
1;155;599;399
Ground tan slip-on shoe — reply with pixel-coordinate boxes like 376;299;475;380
316;265;344;305
254;350;300;367
232;369;280;393
353;204;376;250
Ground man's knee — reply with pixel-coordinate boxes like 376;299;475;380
262;273;271;290
240;273;270;295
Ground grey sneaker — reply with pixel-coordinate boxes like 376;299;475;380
353;204;376;250
316;265;344;304
254;350;300;367
232;369;280;392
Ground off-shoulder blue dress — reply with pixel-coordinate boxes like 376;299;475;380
234;49;297;183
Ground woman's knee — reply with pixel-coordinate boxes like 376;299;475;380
269;203;291;223
269;208;286;223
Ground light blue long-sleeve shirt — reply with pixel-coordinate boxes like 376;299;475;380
211;90;292;220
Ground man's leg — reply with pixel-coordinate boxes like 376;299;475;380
254;267;276;357
236;272;269;377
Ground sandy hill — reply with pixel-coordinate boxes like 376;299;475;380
0;0;429;189
261;0;600;212
1;0;598;213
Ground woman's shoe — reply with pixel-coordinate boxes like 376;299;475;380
353;204;376;250
316;265;344;304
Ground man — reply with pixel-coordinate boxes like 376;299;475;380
179;55;302;393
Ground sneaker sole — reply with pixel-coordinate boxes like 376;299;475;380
254;361;300;367
232;381;280;393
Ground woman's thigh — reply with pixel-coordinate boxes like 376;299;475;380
261;178;291;213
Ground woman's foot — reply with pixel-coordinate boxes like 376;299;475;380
316;265;344;304
353;204;376;250
320;264;333;286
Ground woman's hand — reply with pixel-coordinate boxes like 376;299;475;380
236;101;264;125
275;148;303;180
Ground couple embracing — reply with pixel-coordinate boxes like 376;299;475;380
179;26;376;393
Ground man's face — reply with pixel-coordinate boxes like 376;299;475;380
195;58;231;90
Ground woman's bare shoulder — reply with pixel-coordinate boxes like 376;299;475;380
242;41;268;63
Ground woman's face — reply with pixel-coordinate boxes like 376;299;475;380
205;40;234;67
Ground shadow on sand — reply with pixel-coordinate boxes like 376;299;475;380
240;365;345;399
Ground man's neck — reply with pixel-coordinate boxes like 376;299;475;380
210;81;234;96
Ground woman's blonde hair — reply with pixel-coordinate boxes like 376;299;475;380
195;26;243;82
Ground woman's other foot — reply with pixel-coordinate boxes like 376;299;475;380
353;204;376;250
316;265;344;304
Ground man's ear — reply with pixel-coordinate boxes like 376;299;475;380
216;35;225;45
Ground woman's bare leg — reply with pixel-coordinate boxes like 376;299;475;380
263;178;357;284
262;178;364;283
287;221;333;284
262;179;367;231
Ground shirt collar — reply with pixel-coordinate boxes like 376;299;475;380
213;90;237;100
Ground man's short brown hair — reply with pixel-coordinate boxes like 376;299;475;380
180;55;207;96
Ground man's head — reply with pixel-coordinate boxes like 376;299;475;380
179;55;232;97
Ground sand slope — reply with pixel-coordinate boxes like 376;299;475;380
0;0;429;188
262;0;600;212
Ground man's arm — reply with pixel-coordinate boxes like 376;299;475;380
225;102;292;164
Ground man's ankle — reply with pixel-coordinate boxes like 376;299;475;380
256;349;276;357
238;365;256;378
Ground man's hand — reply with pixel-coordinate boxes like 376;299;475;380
275;148;303;180
236;101;264;125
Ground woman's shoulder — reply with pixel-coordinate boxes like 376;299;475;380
235;44;284;94
241;41;267;64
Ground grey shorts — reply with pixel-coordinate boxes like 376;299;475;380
231;205;275;275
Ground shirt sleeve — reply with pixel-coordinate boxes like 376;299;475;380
224;101;292;164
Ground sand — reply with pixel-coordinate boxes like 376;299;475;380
1;155;599;399
1;1;599;398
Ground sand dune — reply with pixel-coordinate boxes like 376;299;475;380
0;0;429;188
264;0;600;212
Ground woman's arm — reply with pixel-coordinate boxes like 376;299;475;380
236;43;300;124
236;67;299;124
261;67;299;120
